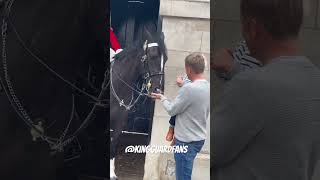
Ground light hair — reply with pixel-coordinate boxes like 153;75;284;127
185;52;206;74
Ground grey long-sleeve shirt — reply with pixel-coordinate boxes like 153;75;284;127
160;79;210;142
213;56;320;180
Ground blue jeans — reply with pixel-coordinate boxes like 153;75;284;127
174;139;205;180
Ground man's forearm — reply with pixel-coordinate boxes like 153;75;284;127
159;95;176;116
156;87;190;117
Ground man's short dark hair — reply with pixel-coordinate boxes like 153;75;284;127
185;53;206;74
240;0;303;40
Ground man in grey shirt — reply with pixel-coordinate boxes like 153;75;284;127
213;0;320;180
151;52;210;180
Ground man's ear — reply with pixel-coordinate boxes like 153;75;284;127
249;19;268;41
248;19;258;40
187;66;192;73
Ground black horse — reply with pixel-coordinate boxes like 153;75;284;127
0;0;107;180
109;22;167;179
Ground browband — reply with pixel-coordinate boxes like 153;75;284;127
147;43;159;48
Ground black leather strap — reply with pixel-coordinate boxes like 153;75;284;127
0;0;5;7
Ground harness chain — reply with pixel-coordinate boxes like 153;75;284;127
1;18;57;147
0;0;109;152
7;14;103;104
110;61;145;110
0;0;165;152
110;42;165;111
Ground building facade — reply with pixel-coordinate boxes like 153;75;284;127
144;0;210;179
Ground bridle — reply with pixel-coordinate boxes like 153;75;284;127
141;42;165;87
0;0;108;152
110;40;165;111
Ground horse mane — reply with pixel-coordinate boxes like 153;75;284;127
114;40;143;62
114;21;168;63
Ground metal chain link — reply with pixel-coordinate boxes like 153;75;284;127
110;60;149;111
0;11;110;152
109;42;165;111
1;19;57;147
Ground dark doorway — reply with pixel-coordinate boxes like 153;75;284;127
110;0;163;178
111;0;161;135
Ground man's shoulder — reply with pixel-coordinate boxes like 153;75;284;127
230;56;320;90
222;68;268;99
180;80;209;92
179;83;193;94
187;80;209;88
230;68;262;84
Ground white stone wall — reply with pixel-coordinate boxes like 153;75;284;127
143;0;210;180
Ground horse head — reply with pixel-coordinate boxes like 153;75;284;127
139;23;167;94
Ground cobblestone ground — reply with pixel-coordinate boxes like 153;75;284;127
116;133;148;180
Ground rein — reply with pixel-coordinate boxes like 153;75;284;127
110;41;165;111
0;0;108;152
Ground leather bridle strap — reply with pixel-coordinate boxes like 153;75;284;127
143;42;164;77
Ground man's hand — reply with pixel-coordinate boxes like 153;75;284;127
151;93;162;100
211;48;234;73
176;75;184;87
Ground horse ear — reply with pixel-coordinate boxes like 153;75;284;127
143;24;154;41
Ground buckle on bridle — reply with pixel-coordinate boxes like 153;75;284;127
141;55;147;63
143;40;148;51
144;73;150;79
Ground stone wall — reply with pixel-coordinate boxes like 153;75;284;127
143;0;211;180
213;0;320;179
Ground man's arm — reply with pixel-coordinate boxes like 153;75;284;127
215;59;241;80
213;73;265;167
213;42;262;81
159;86;191;116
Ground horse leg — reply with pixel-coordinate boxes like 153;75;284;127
110;129;120;180
110;137;119;180
110;158;117;180
110;108;128;180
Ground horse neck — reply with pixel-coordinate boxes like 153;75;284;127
113;55;142;86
